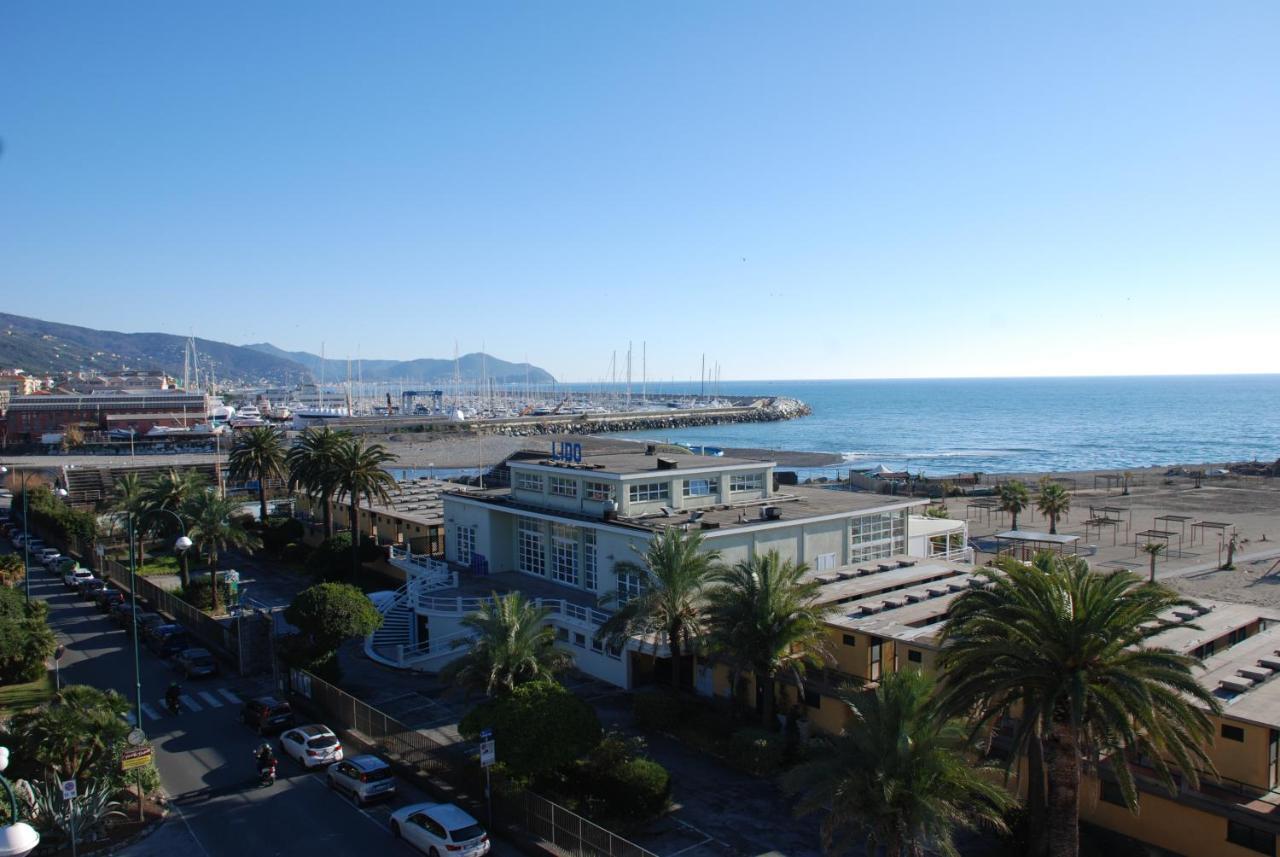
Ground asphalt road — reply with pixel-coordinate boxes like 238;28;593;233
7;534;515;857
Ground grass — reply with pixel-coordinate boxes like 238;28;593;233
106;552;204;578
0;670;54;716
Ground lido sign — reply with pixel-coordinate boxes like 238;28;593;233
551;441;583;463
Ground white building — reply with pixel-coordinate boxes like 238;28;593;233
369;445;946;689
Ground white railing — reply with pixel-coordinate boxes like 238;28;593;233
415;593;611;629
389;545;457;589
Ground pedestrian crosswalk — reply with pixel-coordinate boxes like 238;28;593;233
130;684;244;721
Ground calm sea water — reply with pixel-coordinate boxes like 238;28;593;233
606;376;1280;476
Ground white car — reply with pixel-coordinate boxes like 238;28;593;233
64;568;93;589
41;551;63;568
390;803;490;857
279;724;342;769
325;754;396;805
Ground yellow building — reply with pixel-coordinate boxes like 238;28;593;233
697;559;1280;857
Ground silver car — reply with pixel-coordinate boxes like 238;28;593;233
325;755;396;805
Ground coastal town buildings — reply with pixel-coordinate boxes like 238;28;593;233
1;389;210;443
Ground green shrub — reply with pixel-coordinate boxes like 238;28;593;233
588;756;670;822
174;578;234;612
459;680;602;782
632;691;684;732
261;516;305;555
306;533;381;580
729;728;786;776
281;542;312;565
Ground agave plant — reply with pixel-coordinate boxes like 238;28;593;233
29;776;128;843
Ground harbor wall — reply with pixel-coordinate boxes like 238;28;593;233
333;396;812;438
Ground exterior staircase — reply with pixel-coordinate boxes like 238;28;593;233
364;548;456;669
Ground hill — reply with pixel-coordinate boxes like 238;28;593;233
244;343;556;385
0;313;311;386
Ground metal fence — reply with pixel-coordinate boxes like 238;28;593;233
99;556;256;675
289;668;659;857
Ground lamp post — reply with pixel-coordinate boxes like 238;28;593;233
123;507;191;732
0;467;36;605
0;746;40;857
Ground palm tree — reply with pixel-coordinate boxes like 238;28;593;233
286;426;348;537
596;527;722;691
784;670;1012;857
228;425;288;524
704;550;833;729
997;480;1030;530
140;468;207;588
1141;541;1165;583
331;436;398;579
1036;481;1071;535
185;490;261;613
938;554;1220;857
440;591;573;697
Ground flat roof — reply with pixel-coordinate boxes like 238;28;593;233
451;483;925;535
512;450;773;477
994;529;1080;544
806;559;968;607
1195;624;1280;729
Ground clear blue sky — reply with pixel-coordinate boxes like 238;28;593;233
2;2;1277;382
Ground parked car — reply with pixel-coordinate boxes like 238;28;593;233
108;601;133;624
144;624;191;657
326;755;396;805
77;578;107;600
42;553;64;570
128;611;168;636
94;586;125;611
390;803;490;857
279;724;343;769
240;696;295;735
38;548;60;565
64;568;94;589
174;647;219;678
52;557;78;575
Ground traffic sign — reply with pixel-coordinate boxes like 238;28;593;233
121;746;153;771
480;738;496;768
61;780;77;800
127;728;147;746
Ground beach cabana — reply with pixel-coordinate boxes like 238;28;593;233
993;529;1080;560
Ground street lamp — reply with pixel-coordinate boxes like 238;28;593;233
0;747;40;857
0;467;37;605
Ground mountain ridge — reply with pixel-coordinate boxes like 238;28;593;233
244;343;556;384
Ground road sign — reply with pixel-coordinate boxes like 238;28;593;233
121;746;153;771
127;728;147;746
61;780;77;800
54;645;66;661
480;739;496;768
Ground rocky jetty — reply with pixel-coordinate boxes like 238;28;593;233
488;397;812;438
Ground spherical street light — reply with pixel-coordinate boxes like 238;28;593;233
0;746;40;857
175;536;194;552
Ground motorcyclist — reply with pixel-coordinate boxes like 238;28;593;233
254;742;276;776
165;682;182;713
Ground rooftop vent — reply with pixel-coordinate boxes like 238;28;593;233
1259;656;1280;671
656;457;679;471
645;444;657;455
1219;677;1254;694
763;506;782;520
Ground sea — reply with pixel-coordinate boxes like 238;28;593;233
603;376;1280;478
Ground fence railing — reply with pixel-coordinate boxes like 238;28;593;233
288;668;658;857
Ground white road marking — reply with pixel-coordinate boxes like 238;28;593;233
217;688;241;704
141;702;161;721
198;691;222;708
302;775;388;834
180;694;203;712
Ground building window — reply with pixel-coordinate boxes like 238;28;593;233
1222;724;1246;743
1194;640;1217;660
605;640;623;660
591;636;605;653
1229;627;1249;646
842;634;856;647
907;649;923;664
551;523;579;585
1227;820;1275;855
585;481;612;502
682;478;719;498
729;472;764;493
583;530;597;592
573;632;586;649
628;482;669;504
455;525;476;566
850;511;906;562
618;571;646;605
549;476;578;498
1099;779;1126;807
518;518;544;576
515;472;544;492
869;638;883;681
555;626;569;642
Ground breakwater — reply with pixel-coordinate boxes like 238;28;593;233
336;396;811;438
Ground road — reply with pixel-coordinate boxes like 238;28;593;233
8;537;515;857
